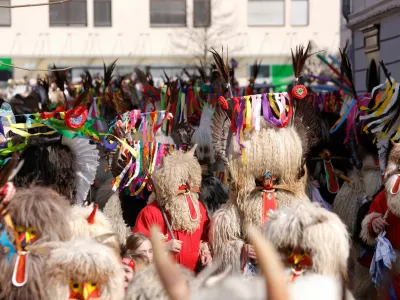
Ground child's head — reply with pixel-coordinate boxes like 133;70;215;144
126;233;153;263
122;253;149;290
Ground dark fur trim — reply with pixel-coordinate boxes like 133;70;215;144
199;172;229;216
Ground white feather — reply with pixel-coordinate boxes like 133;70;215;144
62;137;100;206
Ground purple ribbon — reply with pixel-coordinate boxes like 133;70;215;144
262;93;282;126
236;97;246;151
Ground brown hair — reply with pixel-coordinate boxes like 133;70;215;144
122;253;150;272
126;233;150;253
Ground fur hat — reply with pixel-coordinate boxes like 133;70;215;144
0;186;72;300
151;146;202;232
41;236;124;300
264;201;350;280
69;204;119;248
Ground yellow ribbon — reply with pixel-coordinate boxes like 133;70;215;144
269;93;280;117
244;96;252;131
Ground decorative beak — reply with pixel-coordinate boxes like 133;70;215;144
87;204;98;225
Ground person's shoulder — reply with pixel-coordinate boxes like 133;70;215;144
140;201;162;215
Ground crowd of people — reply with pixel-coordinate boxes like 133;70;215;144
0;44;398;300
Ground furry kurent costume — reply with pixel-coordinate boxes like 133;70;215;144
33;235;125;300
133;145;210;271
209;45;321;273
141;223;354;300
0;186;72;300
265;201;350;282
360;142;400;299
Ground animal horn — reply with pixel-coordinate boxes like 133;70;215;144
150;226;190;300
247;225;289;300
188;144;198;156
87;204;98;225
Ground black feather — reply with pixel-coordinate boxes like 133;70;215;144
103;59;118;89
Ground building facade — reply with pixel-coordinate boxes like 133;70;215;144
343;0;400;93
0;0;340;85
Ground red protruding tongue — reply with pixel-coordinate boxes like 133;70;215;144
262;191;276;225
324;160;339;194
391;175;400;194
185;194;198;220
12;253;28;287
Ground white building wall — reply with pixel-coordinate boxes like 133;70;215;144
0;0;341;82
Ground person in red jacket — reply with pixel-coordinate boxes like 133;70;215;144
133;145;211;271
361;144;400;299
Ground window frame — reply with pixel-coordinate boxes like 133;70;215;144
149;0;187;28
94;0;112;27
247;0;285;27
0;0;11;27
290;0;309;27
193;0;211;28
248;63;271;80
49;0;88;27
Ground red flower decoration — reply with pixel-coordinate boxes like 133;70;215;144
292;85;307;99
218;96;229;110
64;106;88;129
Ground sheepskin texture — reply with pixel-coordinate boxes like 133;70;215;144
44;237;125;300
154;134;175;145
0;187;72;300
69;204;119;247
191;104;215;165
360;212;381;246
102;192;131;245
332;169;365;237
13;144;76;202
210;189;309;273
289;274;355;300
192;275;266;300
264;201;350;280
209;201;245;273
125;264;194;300
151;149;202;233
199;170;229;217
228;125;303;197
94;177;115;209
7;186;72;243
360;155;382;198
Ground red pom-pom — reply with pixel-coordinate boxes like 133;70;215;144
64;106;88;129
218;96;228;110
292;85;307;99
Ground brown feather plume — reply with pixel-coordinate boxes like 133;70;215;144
37;75;50;96
291;43;312;79
211;107;231;166
52;64;66;92
339;43;357;97
209;47;231;87
134;68;149;86
251;60;262;80
103;59;118;89
196;61;207;83
0;153;19;187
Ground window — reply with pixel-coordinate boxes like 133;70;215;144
49;0;87;27
250;64;270;78
150;0;186;27
194;0;211;27
94;0;111;27
291;0;308;26
0;0;11;26
248;0;284;26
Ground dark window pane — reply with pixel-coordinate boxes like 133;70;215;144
94;0;112;27
150;0;186;27
194;0;210;27
250;65;270;78
49;0;87;27
0;0;11;26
